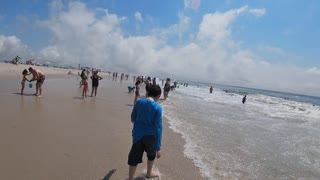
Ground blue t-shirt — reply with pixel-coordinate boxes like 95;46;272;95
131;98;162;151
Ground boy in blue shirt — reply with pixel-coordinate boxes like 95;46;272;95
128;84;162;180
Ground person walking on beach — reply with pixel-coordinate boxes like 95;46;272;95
28;67;45;97
90;71;103;97
242;95;247;104
163;78;171;100
145;77;152;97
120;73;124;83
152;77;156;85
21;69;30;95
134;80;141;104
128;84;162;180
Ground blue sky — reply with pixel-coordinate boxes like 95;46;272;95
0;0;320;96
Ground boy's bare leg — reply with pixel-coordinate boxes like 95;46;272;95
129;166;137;180
146;160;159;178
94;87;97;96
91;88;94;97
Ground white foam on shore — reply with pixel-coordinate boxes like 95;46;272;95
162;85;320;179
162;101;211;179
141;165;161;180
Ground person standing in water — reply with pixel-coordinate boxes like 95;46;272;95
210;86;213;93
21;69;30;95
81;76;89;98
163;78;171;100
242;95;247;104
90;71;103;97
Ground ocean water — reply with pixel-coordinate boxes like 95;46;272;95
162;84;320;179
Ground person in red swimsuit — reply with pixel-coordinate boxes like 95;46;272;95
81;76;89;98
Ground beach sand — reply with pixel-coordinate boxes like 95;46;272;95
0;63;203;179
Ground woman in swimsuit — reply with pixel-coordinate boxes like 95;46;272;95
90;71;103;97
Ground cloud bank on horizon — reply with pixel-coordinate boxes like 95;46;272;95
0;0;320;96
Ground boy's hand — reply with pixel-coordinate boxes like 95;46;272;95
156;150;161;159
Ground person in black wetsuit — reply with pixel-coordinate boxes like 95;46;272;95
90;71;103;97
242;95;247;104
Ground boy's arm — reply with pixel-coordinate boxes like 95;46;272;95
155;107;163;151
131;104;137;123
99;76;103;80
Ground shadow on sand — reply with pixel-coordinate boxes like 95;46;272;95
12;93;35;96
102;169;117;180
132;174;159;180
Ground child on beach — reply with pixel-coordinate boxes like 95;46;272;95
90;71;103;97
81;76;89;98
21;69;30;95
128;84;162;180
134;80;141;104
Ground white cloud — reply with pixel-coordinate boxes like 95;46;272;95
307;67;320;75
0;35;32;60
134;11;143;22
261;45;286;56
152;13;191;41
249;8;266;17
197;5;248;42
184;0;201;10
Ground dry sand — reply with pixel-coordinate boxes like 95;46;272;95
0;62;97;80
0;63;203;180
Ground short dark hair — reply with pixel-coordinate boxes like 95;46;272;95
147;84;162;98
135;80;140;85
22;69;28;75
28;67;33;71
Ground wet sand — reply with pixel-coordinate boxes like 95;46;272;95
0;65;203;179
